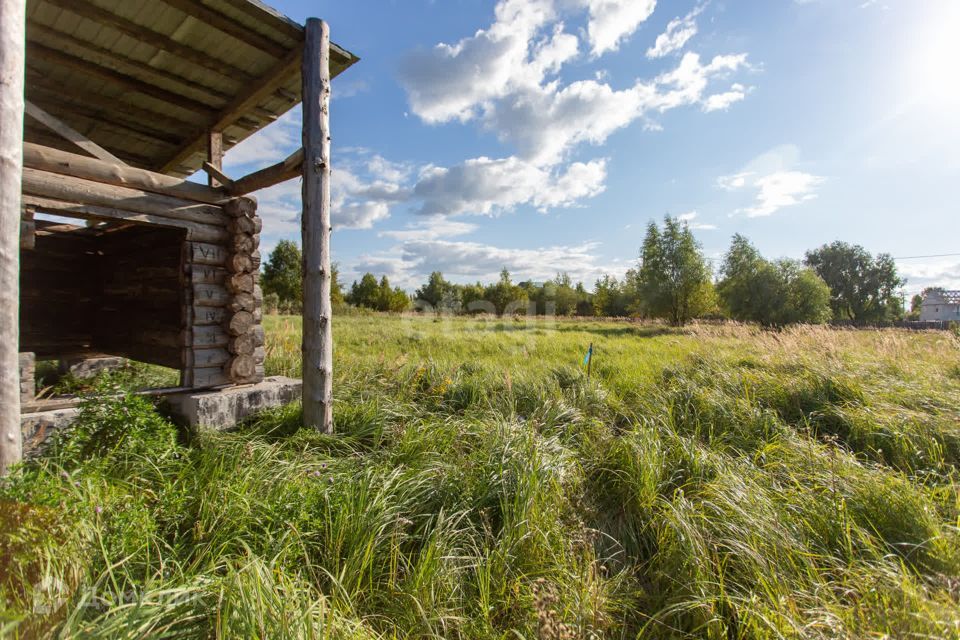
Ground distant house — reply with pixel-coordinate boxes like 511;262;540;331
919;289;960;321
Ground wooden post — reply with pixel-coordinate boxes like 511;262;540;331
301;18;333;433
0;0;25;474
207;130;223;188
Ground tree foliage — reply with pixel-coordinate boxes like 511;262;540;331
718;234;832;326
262;240;343;313
805;242;904;322
637;216;713;325
348;273;410;312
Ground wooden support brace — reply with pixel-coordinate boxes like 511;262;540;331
24;100;123;164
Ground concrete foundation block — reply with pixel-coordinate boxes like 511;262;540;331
60;356;127;379
21;407;81;457
19;352;35;402
162;376;302;431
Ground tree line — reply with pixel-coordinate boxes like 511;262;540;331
261;216;906;326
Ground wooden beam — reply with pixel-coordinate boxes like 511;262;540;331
219;0;303;41
23;143;228;204
23;123;156;168
22;195;228;243
159;44;303;174
26;21;233;105
206;130;223;187
41;0;254;83
25;69;204;131
26;44;218;117
0;0;25;473
202;161;233;189
301;18;333;433
21;167;228;226
227;147;302;195
25;93;183;147
25;100;123;164
158;0;288;58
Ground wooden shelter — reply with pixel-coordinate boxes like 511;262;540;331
1;0;356;472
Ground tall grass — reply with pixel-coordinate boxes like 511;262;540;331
2;316;959;638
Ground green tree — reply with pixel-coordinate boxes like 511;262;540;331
718;235;831;326
349;273;381;309
261;240;343;311
415;271;460;312
637;216;712;325
804;242;905;322
261;240;301;308
376;275;410;312
485;269;529;315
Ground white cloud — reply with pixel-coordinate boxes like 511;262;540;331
717;171;754;191
400;1;750;167
677;210;717;230
897;259;960;295
702;83;748;112
397;0;574;124
739;171;824;217
719;146;825;217
484;52;750;165
646;4;705;59
380;217;479;241
581;0;658;56
413;156;607;216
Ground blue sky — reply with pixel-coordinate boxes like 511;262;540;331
218;0;960;295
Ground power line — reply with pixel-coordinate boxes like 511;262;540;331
891;253;960;260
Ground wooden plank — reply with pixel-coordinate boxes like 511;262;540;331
228;147;302;195
202;162;233;188
26;70;204;132
40;0;254;83
21;167;228;225
21;195;227;243
192;305;228;325
26;21;233;105
301;18;333;433
206;130;223;188
24;100;122;163
192;325;229;347
189;265;227;285
193;283;230;307
188;347;230;368
158;0;289;58
189;242;229;266
26;44;219;117
159;43;303;173
23;143;228;204
0;0;25;474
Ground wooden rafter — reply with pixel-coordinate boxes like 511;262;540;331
26;44;218;117
25;100;123;164
158;44;303;173
41;0;255;82
26;21;234;105
227;147;302;195
158;0;288;58
26;70;204;131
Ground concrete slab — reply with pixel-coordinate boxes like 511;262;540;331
60;356;127;379
22;407;81;457
161;376;302;431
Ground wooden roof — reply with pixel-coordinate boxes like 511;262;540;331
24;0;358;177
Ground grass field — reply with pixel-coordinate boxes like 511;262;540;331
2;315;960;638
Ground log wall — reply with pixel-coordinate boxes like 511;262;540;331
19;144;265;389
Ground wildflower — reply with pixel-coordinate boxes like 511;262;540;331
327;477;334;485
95;505;103;514
310;470;322;478
60;471;70;480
